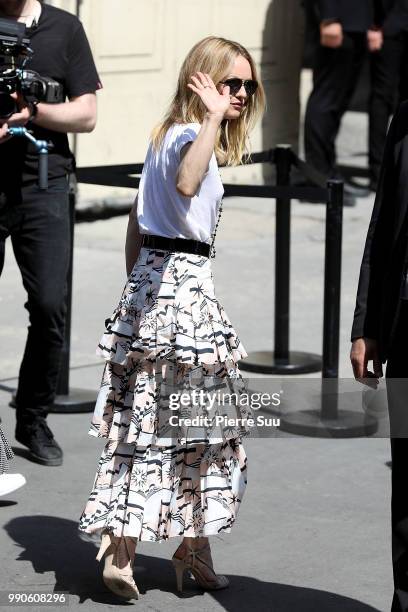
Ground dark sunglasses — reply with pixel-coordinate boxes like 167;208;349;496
219;78;258;97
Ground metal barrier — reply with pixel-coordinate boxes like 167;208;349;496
50;146;378;437
74;145;332;379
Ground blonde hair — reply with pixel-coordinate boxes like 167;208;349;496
151;36;266;166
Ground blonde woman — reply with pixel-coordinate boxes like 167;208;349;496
79;36;265;600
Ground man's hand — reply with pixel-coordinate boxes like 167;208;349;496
320;22;343;48
0;122;11;145
350;337;383;388
0;92;32;145
367;29;383;52
6;93;32;127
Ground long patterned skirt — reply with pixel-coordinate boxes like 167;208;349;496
78;247;252;542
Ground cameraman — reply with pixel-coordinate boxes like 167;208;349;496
0;0;101;466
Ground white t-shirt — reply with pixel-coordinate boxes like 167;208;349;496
136;122;224;244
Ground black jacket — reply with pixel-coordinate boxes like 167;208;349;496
317;0;383;31
380;0;408;35
351;101;408;361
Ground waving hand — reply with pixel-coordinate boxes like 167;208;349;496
187;72;230;119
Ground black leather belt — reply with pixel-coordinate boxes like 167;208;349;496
142;234;210;257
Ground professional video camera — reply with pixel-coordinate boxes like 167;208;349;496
0;17;63;118
0;18;64;189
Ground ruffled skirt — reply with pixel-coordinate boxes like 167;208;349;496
78;247;252;541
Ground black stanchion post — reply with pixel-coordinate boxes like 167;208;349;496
320;181;344;426
280;180;377;436
55;176;75;397
321;180;342;420
274;145;291;361
322;180;342;380
51;174;97;413
240;145;322;375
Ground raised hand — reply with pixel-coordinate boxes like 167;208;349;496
187;72;231;119
0;92;32;144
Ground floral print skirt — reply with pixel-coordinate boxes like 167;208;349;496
78;247;251;541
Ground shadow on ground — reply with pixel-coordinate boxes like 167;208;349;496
3;516;382;611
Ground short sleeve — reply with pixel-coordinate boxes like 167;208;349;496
65;22;102;98
173;123;201;160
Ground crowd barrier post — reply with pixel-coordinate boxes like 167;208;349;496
279;180;378;437
240;144;322;375
51;174;99;413
274;144;291;361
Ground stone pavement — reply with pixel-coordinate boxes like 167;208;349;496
0;107;394;611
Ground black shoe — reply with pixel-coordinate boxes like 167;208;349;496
15;419;63;466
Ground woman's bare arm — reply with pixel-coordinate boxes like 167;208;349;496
176;113;223;197
125;195;143;276
175;71;230;197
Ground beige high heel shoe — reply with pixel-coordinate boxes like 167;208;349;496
172;542;229;593
96;531;139;600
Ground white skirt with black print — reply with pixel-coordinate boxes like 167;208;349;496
78;247;252;541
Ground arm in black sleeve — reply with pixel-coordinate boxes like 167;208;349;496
65;22;101;98
381;0;408;35
351;108;400;341
373;0;386;27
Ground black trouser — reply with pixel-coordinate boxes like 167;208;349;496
369;36;401;184
304;32;367;176
386;301;408;611
0;176;70;427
